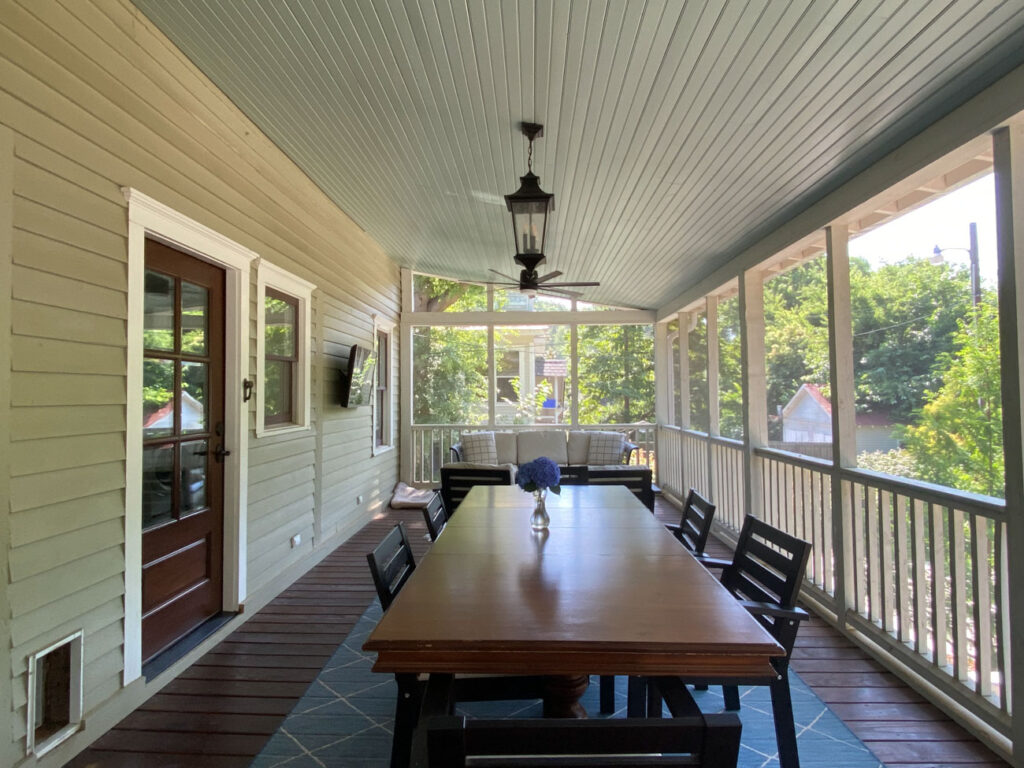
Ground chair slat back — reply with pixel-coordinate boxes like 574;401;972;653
422;493;448;542
366;523;416;612
427;715;741;767
721;515;811;651
677;489;716;554
440;466;512;514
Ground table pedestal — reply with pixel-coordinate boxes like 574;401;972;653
542;674;589;718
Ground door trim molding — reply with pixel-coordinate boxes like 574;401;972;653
122;189;255;684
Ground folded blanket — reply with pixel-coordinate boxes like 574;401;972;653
390;481;436;509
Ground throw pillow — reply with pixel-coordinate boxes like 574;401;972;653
461;431;497;464
586;431;625;465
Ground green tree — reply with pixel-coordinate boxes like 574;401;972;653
577;324;655;424
902;300;1003;497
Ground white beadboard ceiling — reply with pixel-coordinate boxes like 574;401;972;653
131;0;1024;310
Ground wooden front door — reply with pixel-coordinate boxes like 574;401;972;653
141;239;226;663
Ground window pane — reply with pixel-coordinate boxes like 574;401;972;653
143;358;175;439
265;358;293;423
412;274;486;311
850;174;1002;498
494;325;571;425
142;443;175;529
181;362;208;434
144;270;174;351
180;281;208;354
265;292;297;357
764;255;830;458
180;440;208;513
718;295;743;439
412;326;488;424
578;324;654;425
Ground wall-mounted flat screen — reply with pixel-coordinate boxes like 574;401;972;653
340;343;375;408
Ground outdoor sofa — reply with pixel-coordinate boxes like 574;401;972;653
442;429;654;512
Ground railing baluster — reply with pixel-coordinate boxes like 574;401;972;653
852;482;866;616
867;484;881;623
949;507;968;683
821;471;833;595
880;488;895;633
895;494;911;644
912;498;928;657
997;522;1011;712
930;503;948;670
971;512;992;698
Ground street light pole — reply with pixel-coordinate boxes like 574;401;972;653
968;221;980;308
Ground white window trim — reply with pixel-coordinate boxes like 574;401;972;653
123;188;255;685
256;259;315;437
372;315;396;456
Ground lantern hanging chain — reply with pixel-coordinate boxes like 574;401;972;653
527;136;533;173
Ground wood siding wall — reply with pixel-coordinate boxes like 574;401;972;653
0;2;400;766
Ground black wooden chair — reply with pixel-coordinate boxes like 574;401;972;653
366;524;545;768
419;674;741;768
665;488;716;557
421;493;448;542
440;465;512;514
649;515;812;768
588;465;654;511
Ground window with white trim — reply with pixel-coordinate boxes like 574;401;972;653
373;317;395;453
257;261;315;436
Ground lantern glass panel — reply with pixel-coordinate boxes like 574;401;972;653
511;201;548;255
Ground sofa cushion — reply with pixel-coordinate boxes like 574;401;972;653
517;430;569;465
586;431;626;464
461;431;497;464
494;432;518;465
567;431;591;465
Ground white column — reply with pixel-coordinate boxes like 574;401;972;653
678;312;691;430
740;270;767;518
993;123;1024;761
826;224;857;620
706;295;720;502
570;323;579;426
399;269;414;482
655;321;670;425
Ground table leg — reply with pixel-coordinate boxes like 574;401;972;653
391;673;422;768
541;674;589;718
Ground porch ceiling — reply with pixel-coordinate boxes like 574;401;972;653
130;0;1024;310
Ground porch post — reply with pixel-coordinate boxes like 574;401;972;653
678;311;691;430
706;295;720;502
739;270;767;518
399;269;413;482
993;123;1024;762
570;323;579;426
654;321;670;424
826;224;856;621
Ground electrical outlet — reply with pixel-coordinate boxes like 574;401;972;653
290;534;301;548
356;494;364;505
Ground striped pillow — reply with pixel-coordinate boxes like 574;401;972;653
586;431;625;465
461;431;497;464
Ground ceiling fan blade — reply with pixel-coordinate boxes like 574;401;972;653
535;270;563;284
539;287;583;298
489;268;520;282
542;281;601;288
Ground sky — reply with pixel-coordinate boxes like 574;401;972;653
848;174;997;285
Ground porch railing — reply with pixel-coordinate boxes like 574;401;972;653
409;423;657;486
667;427;1011;739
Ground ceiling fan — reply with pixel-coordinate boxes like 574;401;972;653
487;254;600;298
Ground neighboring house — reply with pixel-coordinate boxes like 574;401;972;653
782;384;900;453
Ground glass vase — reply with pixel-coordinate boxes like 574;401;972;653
530;488;550;530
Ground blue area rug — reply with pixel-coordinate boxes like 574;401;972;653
250;601;883;768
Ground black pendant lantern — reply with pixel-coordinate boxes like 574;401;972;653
505;122;554;262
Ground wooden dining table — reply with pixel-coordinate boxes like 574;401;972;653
363;484;784;765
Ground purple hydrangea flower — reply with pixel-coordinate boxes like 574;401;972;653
516;456;561;494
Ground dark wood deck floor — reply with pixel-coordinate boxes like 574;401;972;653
67;498;1008;767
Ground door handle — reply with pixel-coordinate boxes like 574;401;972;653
214;444;232;463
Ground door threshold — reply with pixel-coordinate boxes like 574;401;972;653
142;611;236;681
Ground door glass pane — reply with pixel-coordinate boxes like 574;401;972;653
180;440;208;513
181;281;208;355
181;362;208;434
265;293;296;357
142;443;175;529
265;358;293;421
143;358;175;438
144;270;174;351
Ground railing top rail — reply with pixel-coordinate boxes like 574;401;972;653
754;445;834;472
412;423;656;430
839;465;1007;519
710;435;744;449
